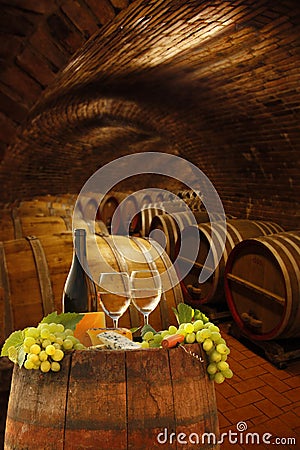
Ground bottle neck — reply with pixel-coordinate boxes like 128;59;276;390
74;228;87;270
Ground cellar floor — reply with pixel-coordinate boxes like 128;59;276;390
215;323;300;450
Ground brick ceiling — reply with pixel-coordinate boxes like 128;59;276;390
0;0;299;229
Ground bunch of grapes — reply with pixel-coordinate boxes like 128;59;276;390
142;320;233;384
18;322;85;373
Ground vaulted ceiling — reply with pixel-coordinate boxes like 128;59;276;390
0;0;299;229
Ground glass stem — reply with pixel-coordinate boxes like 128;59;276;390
144;315;149;325
113;318;119;328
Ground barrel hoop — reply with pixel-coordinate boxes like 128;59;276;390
11;208;22;239
149;238;184;322
25;236;55;316
101;236;140;328
0;243;14;337
225;222;243;249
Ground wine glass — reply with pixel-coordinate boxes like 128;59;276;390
98;272;131;328
130;269;162;326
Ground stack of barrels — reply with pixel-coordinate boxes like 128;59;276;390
1;188;299;447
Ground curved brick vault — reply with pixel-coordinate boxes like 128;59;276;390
0;0;299;229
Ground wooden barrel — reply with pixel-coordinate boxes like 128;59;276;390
149;211;211;261
0;214;73;241
176;220;285;307
89;234;183;330
97;192;130;233
224;230;300;340
139;202;188;237
0;233;182;345
5;345;219;450
175;189;202;211
0;213;108;241
2;194;76;218
0;358;13;450
0;232;74;345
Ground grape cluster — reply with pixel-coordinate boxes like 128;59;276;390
142;321;233;384
13;322;85;373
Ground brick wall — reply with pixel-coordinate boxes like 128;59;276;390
0;0;299;230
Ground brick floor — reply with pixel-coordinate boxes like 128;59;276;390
215;323;300;449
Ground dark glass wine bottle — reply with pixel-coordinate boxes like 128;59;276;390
62;228;97;313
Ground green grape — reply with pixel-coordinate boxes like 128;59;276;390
51;362;61;372
40;328;51;339
178;323;186;330
202;338;213;352
160;330;170;338
209;350;222;362
216;344;229;355
153;334;163;345
28;353;39;364
143;331;154;342
24;359;35;370
214;372;225;384
56;323;65;333
45;344;56;356
24;337;36;348
193;320;204;332
64;329;74;337
48;333;56;342
23;346;31;354
55;338;64;347
168;325;178;335
53;342;61;349
184;323;194;334
52;349;64;362
141;341;150;349
25;327;40;339
196;330;204;343
217;361;229;371
216;337;226;345
222;368;233;379
209;373;216;381
176;329;186;337
65;335;78;344
208;324;220;332
207;363;218;375
204;322;214;329
220;354;228;362
40;360;51;373
30;344;41;355
42;339;52;348
39;350;48;362
199;328;212;340
185;332;196;344
74;343;85;350
210;332;221;342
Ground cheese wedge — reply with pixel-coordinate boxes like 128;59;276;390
96;331;141;350
86;327;132;346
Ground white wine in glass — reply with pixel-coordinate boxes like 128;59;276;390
98;272;131;328
130;269;162;325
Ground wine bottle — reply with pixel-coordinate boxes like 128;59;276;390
62;228;97;313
